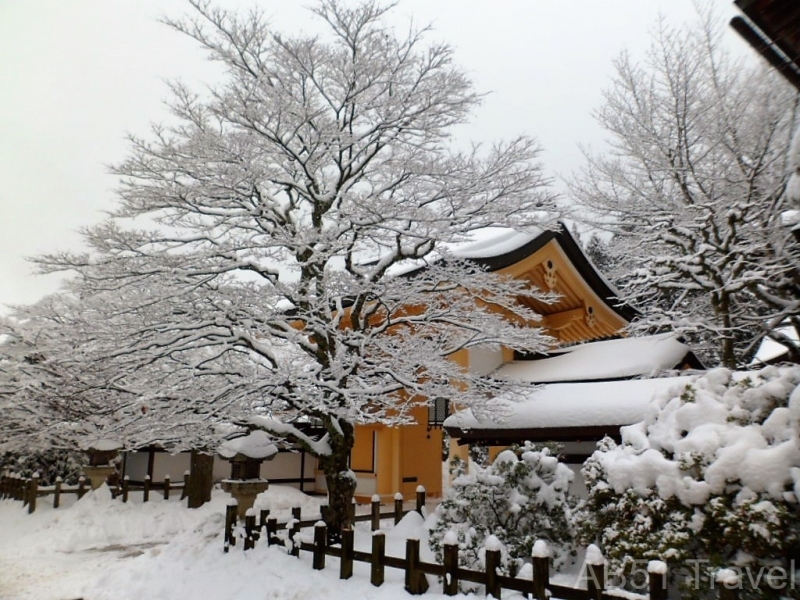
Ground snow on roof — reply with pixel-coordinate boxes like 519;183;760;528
496;333;691;383
80;439;123;452
444;375;695;431
448;227;543;259
751;325;798;364
218;430;278;460
385;227;544;277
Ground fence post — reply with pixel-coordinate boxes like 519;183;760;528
313;522;327;570
0;476;6;499
182;470;190;501
143;475;150;503
289;507;301;557
77;476;87;499
22;477;30;507
122;476;130;503
532;540;550;600
27;473;39;514
348;498;356;525
648;560;668;600
371;530;385;587
16;475;24;501
394;492;404;524
716;569;739;600
405;538;429;595
53;477;62;509
415;485;426;515
260;509;270;533
443;536;459;596
585;545;606;600
267;517;278;546
244;509;256;551
485;536;502;600
224;499;238;553
371;495;381;532
340;528;354;580
163;475;171;500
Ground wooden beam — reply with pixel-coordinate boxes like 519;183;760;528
540;307;584;331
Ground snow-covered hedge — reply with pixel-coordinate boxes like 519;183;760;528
430;444;576;579
577;366;800;599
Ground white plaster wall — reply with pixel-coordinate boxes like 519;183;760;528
124;451;149;481
153;453;191;481
468;345;504;376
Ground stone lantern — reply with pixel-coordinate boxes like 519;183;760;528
81;439;122;490
219;431;277;518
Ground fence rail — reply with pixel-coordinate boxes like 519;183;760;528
0;472;187;513
225;492;744;600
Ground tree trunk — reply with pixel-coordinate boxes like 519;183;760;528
188;450;214;509
318;421;356;544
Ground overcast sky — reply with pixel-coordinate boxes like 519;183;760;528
0;1;748;314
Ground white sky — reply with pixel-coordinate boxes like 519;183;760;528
0;0;748;314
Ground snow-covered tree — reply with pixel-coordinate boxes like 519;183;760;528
430;445;576;580
569;11;800;368
577;367;800;599
30;0;556;534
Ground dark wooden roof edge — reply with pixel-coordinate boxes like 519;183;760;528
549;224;640;323
440;222;638;323
445;424;623;445
730;16;800;90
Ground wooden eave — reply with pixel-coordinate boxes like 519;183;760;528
467;225;636;343
445;424;622;446
732;0;800;89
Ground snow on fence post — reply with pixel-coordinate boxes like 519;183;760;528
371;530;386;587
394;492;404;524
485;535;502;600
312;522;327;570
340;528;354;580
585;544;606;600
52;477;63;509
244;508;256;551
163;474;171;500
371;494;381;531
224;499;238;553
122;476;130;503
532;540;550;600
404;538;429;595
648;560;668;600
143;475;150;503
77;476;87;499
716;568;739;600
442;531;459;596
415;485;426;515
27;473;39;514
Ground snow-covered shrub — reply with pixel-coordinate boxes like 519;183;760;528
577;367;800;599
0;449;87;485
430;443;576;579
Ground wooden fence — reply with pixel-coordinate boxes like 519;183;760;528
225;492;744;600
0;472;187;513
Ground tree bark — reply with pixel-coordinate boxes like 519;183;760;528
188;450;214;509
318;421;356;544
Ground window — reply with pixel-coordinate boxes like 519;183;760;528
428;397;449;428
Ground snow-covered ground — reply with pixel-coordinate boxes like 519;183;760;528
0;485;529;600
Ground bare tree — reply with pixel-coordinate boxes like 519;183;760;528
569;11;800;368
31;0;556;532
